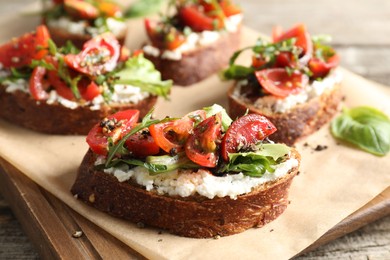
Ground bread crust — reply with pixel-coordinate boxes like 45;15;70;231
46;24;126;49
144;29;241;86
0;88;157;135
71;149;300;238
228;82;343;145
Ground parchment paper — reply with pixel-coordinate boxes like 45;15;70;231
0;5;389;260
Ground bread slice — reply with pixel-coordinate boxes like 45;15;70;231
71;148;300;238
228;81;343;145
144;29;241;86
0;88;157;135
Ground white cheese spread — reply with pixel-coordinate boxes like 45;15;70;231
143;14;243;61
234;69;343;113
2;76;149;110
99;157;298;200
47;17;127;37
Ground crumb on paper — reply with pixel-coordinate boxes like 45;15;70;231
72;230;83;238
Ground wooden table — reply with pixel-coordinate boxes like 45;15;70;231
0;0;389;259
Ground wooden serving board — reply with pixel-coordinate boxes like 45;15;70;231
0;157;389;259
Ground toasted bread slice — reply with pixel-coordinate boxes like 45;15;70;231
144;29;241;86
0;88;157;135
71;148;300;238
228;81;343;145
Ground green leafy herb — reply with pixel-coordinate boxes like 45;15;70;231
203;104;232;131
217;144;291;177
114;54;172;99
105;109;161;167
124;0;165;18
30;59;56;70
10;68;31;79
331;106;390;156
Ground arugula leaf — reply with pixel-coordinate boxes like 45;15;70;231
105;109;161;167
331;106;390;156
124;0;165;18
222;65;254;80
114;54;172;99
217;144;291;177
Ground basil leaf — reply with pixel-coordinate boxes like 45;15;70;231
124;0;165;18
222;65;254;80
331;106;390;156
114;54;172;99
218;144;291;177
145;153;199;175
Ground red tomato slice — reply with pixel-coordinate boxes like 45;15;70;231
78;79;101;101
252;55;267;69
0;25;50;68
98;1;122;17
275;51;297;68
144;19;186;50
64;0;99;20
185;114;222;168
47;69;75;100
64;32;120;76
149;110;206;154
309;53;340;79
29;67;49;101
179;5;223;32
86;110;140;156
125;130;160;158
273;24;313;65
219;0;242;16
255;68;309;98
221;114;277;161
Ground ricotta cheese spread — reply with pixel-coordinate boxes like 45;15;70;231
2;76;149;110
47;17;127;37
143;14;243;61
98;156;298;200
234;69;343;113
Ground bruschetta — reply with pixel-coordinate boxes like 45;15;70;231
42;0;128;48
0;25;171;134
71;105;300;238
223;24;343;145
142;0;243;86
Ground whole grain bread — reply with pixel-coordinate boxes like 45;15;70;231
46;25;126;49
0;88;157;135
144;29;241;86
71;148;300;238
228;82;343;145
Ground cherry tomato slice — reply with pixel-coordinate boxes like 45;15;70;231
273;24;313;65
0;25;50;68
274;51;297;68
125;130;160;158
144;19;186;50
255;68;309;98
185;113;222;168
179;5;223;32
149;110;206;154
219;0;242;16
64;32;120;76
221;114;277;161
78;78;101;101
309;53;340;79
98;1;122;17
64;0;99;20
86;110;140;156
29;67;49;101
47;69;75;100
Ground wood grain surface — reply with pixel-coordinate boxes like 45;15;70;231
0;0;389;259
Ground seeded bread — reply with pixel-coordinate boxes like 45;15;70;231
144;29;241;86
71;148;300;238
228;82;343;145
0;88;157;135
46;25;126;49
